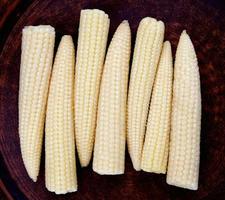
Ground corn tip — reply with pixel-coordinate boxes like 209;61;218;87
164;41;171;49
182;29;187;34
29;173;37;182
140;17;156;24
121;20;129;25
118;20;131;33
61;35;73;43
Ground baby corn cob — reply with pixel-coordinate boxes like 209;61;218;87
141;41;173;174
45;36;77;194
75;9;110;167
19;25;55;181
93;21;131;175
166;31;201;190
127;17;165;171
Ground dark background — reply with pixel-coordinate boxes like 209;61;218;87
0;0;225;199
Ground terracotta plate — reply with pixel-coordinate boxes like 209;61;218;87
0;0;225;199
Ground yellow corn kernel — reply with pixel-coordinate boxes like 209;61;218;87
141;41;173;174
19;25;55;181
75;9;110;167
93;21;131;175
127;17;165;171
45;35;77;194
166;30;201;190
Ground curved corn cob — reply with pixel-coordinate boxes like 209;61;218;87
93;21;131;175
19;25;55;181
127;17;165;171
166;31;201;190
45;36;77;194
141;41;173;174
75;9;110;167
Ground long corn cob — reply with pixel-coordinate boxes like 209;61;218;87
93;21;131;175
127;17;165;171
141;41;173;174
19;25;55;181
166;30;201;190
75;9;110;167
45;35;77;194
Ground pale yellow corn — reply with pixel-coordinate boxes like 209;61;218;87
93;21;131;175
19;25;55;181
141;41;173;174
166;31;201;190
75;9;110;167
127;17;165;171
45;36;77;194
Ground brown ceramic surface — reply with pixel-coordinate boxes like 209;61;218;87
0;0;225;199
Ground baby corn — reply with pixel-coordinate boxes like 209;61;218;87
127;17;165;171
166;31;201;190
141;41;173;174
75;9;110;167
19;25;55;181
93;21;131;175
45;36;77;194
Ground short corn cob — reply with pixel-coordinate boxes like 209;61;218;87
166;30;201;190
127;17;165;171
19;25;55;181
75;9;110;167
93;21;131;175
45;35;77;194
141;41;173;174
